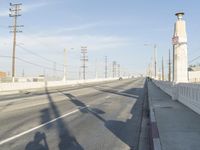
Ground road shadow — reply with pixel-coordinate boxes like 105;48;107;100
93;82;141;99
104;87;144;150
25;132;49;150
44;86;84;150
61;92;106;120
40;108;52;130
61;81;146;150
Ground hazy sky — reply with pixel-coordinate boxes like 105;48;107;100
0;0;199;79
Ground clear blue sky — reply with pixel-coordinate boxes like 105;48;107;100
0;0;199;79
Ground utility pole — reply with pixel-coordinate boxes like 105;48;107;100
117;64;120;77
95;59;98;79
9;3;23;82
22;69;24;77
63;48;67;81
53;62;56;80
162;57;164;81
112;61;116;78
105;56;107;78
154;44;157;79
80;46;88;80
43;68;46;79
168;49;171;82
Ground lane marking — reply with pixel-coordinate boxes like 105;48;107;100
0;105;89;146
105;96;111;99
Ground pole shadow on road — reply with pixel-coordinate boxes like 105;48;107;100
25;80;146;150
61;82;146;150
25;84;84;150
46;87;84;150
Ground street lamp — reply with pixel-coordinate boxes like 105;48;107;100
63;48;74;82
144;44;157;79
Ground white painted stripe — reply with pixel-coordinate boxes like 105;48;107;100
0;105;89;146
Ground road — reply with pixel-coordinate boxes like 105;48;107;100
0;78;149;150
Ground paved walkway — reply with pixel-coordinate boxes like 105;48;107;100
148;81;200;150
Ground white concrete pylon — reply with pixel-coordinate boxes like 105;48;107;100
172;12;188;83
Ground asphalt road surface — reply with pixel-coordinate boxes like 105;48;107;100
0;78;149;150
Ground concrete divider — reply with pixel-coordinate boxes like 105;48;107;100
152;79;200;115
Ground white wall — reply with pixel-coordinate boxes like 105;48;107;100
189;71;200;83
0;78;121;94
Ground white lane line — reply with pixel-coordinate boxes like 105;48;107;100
0;105;89;146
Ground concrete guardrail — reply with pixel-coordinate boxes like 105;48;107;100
0;77;124;94
152;79;200;115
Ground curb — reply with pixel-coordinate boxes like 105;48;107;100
147;81;162;150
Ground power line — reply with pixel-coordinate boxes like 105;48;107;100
16;44;79;68
16;44;55;63
0;55;69;72
189;55;200;64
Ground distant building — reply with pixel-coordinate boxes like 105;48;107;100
188;65;200;83
188;65;200;71
0;71;6;78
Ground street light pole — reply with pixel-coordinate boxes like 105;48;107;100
144;43;157;79
63;48;67;82
154;44;157;79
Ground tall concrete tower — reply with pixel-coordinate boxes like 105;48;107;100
172;12;188;83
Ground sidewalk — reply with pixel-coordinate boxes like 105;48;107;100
148;81;200;150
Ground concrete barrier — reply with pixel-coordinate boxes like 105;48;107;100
152;79;200;115
178;83;200;115
0;78;121;94
152;80;173;97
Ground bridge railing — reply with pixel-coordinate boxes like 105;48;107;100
178;83;200;115
153;80;173;96
151;79;200;115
